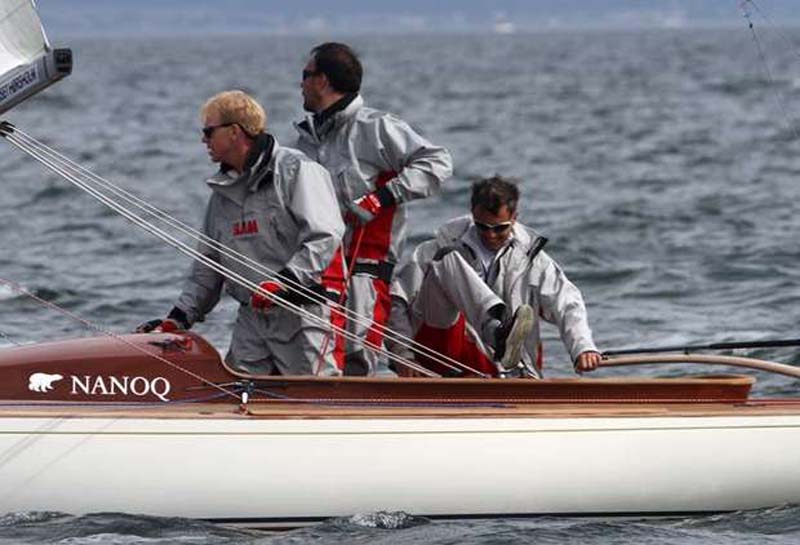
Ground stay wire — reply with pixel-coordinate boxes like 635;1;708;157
0;329;20;347
0;276;242;401
742;0;800;62
15;126;489;378
4;126;339;309
0;125;476;379
0;125;483;377
1;133;331;342
739;0;800;141
1;133;429;379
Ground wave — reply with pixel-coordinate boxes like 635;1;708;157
673;504;800;535
0;285;16;302
345;511;429;530
0;510;69;527
0;512;259;543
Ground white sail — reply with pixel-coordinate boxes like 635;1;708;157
0;0;71;115
0;0;48;73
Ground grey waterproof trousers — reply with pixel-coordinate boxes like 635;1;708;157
224;303;339;376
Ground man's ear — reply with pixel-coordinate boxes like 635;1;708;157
319;73;332;92
231;124;246;140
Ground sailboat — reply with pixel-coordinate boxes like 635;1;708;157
3;0;800;529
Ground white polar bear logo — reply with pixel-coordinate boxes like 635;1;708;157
28;372;64;393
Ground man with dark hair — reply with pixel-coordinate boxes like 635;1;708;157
295;42;453;376
305;42;362;97
388;176;601;378
470;175;519;213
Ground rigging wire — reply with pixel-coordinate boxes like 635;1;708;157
0;329;20;347
738;0;800;141
741;0;800;61
0;276;242;400
0;131;440;378
0;123;475;378
0;122;488;378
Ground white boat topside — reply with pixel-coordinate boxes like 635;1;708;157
3;399;800;524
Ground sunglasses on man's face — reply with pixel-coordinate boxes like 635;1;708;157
201;123;235;139
474;220;514;234
302;69;320;80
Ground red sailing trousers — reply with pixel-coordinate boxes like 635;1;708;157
319;171;398;372
413;315;498;377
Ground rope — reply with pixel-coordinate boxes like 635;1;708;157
0;122;485;377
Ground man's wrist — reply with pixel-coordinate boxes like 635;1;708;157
374;185;396;207
166;307;191;330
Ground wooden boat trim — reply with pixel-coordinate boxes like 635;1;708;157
0;333;761;404
234;373;756;404
3;395;800;420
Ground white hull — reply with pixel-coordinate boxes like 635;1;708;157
3;408;800;525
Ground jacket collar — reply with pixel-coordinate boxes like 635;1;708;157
313;93;358;131
205;134;278;204
296;94;364;142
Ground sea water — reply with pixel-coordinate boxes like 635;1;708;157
2;29;800;543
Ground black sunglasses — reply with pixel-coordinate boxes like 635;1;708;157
302;69;320;80
474;220;514;234
202;123;235;138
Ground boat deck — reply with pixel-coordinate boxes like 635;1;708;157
3;397;800;419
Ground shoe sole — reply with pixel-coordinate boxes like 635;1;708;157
499;305;535;372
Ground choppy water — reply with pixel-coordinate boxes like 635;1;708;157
5;507;800;545
2;28;800;543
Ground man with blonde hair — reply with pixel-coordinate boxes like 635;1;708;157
138;90;345;376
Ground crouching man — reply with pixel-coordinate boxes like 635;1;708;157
137;90;345;376
388;176;601;377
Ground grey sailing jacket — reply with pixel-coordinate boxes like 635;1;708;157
392;215;598;366
294;94;452;264
175;136;344;325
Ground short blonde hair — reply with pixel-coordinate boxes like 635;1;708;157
201;90;266;137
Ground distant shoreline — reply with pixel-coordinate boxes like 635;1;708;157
47;23;800;42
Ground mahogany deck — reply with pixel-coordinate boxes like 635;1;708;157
3;396;800;420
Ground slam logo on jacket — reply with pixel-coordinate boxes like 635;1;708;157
27;372;172;402
233;219;259;236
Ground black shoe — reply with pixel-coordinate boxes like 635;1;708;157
494;305;535;372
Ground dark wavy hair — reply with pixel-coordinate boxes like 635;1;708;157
310;42;363;94
470;176;520;214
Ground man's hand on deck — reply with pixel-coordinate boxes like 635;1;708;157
574;351;602;373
